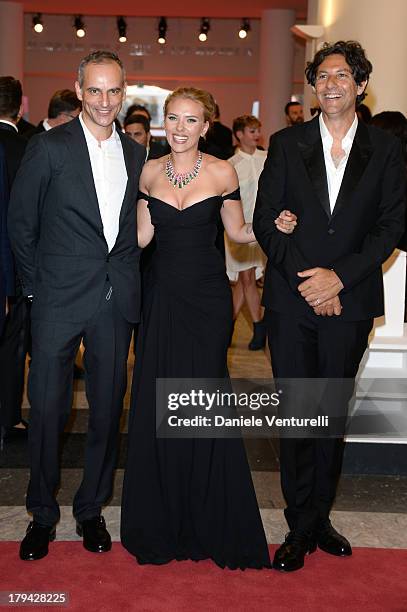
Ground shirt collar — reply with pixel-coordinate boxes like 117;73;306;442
236;147;261;159
79;112;118;146
43;118;52;131
319;113;358;151
0;119;18;132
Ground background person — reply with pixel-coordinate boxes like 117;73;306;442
26;89;81;138
0;76;28;443
0;144;14;341
124;113;165;160
205;103;234;159
371;110;407;318
226;115;269;349
285;101;304;126
124;103;167;158
269;101;305;148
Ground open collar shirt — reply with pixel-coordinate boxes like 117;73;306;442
319;113;358;212
79;113;127;252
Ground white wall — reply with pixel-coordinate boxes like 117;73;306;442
307;0;407;116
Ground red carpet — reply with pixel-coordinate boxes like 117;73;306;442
1;543;406;611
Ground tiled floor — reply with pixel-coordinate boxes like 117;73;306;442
1;311;406;548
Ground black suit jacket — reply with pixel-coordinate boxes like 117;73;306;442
16;117;35;136
206;122;233;159
398;185;407;251
147;139;167;160
8;117;145;324
253;117;406;321
0;122;26;302
0;145;14;334
0;122;27;186
25;121;46;140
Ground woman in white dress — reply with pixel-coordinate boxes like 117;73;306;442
225;115;268;349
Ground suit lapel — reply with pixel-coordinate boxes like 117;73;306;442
298;118;331;219
331;120;373;217
64;117;102;225
64;120;140;251
117;130;133;227
298;117;373;219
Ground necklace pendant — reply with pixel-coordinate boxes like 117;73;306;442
165;151;203;190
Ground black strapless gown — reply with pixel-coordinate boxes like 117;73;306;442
120;191;270;570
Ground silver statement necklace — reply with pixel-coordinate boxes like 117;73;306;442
165;151;203;189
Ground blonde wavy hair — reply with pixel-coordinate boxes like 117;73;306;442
164;87;216;126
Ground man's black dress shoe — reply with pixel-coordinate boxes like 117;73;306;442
19;521;56;561
272;530;317;572
316;519;352;556
76;516;111;553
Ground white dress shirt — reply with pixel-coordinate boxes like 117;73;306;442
319;113;358;212
79;113;127;252
43;119;52;131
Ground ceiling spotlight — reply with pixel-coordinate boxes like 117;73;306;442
117;17;127;43
238;18;251;39
74;16;86;38
157;17;167;44
32;13;44;33
198;18;210;42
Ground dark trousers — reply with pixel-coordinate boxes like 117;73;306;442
26;284;133;526
266;309;373;532
0;294;31;427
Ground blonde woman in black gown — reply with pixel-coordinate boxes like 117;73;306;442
121;88;296;570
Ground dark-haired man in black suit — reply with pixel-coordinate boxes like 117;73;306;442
0;145;14;338
25;89;81;139
0;78;27;183
9;51;145;561
254;41;405;572
16;117;35;136
205;103;233;159
0;76;28;442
